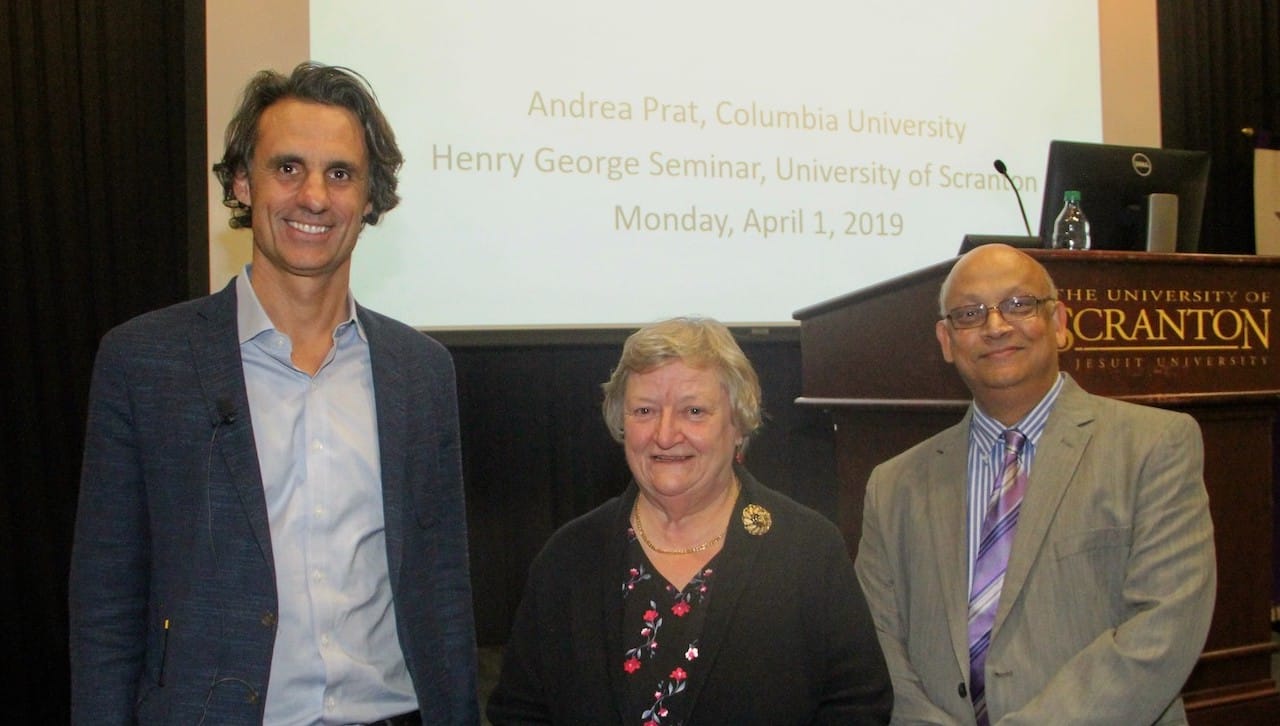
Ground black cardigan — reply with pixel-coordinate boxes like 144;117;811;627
488;467;892;725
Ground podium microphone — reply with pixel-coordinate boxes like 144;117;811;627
993;159;1034;237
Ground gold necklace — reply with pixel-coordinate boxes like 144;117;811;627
631;500;726;556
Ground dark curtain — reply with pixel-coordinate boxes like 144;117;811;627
0;0;205;720
1158;0;1280;253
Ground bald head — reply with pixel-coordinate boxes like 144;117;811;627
935;244;1066;425
939;244;1057;317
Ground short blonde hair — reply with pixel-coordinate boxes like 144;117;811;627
601;317;763;445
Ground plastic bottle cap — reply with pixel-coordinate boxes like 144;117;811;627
1064;190;1081;203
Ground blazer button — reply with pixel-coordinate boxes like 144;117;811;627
261;611;277;627
957;682;967;698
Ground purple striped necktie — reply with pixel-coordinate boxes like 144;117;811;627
968;429;1028;726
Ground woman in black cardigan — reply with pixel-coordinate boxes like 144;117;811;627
488;317;891;725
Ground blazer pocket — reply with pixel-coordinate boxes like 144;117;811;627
1053;526;1131;560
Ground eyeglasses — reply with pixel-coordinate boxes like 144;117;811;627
943;295;1054;329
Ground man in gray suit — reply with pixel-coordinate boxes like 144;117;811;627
69;64;479;724
854;244;1215;724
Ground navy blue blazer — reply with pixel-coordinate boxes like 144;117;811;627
69;280;479;724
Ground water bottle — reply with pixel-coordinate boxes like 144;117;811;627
1051;190;1091;250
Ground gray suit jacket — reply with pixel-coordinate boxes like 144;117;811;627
69;280;479;724
854;376;1215;725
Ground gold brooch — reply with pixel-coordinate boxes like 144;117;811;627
741;504;772;536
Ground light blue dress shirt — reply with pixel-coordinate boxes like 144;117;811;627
236;268;416;725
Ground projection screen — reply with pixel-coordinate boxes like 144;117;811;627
208;1;1160;331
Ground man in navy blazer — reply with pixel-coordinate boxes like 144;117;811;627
69;63;479;724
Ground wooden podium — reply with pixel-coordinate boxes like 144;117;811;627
794;249;1280;723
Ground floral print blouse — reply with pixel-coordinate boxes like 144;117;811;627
621;525;718;726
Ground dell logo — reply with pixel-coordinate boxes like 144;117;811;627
1131;152;1153;177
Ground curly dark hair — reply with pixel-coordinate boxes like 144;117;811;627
212;62;404;229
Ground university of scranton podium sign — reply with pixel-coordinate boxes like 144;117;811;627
1061;287;1270;373
1043;251;1280;399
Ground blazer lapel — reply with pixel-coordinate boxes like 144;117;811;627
925;415;977;680
995;378;1095;632
362;308;410;589
188;281;274;570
